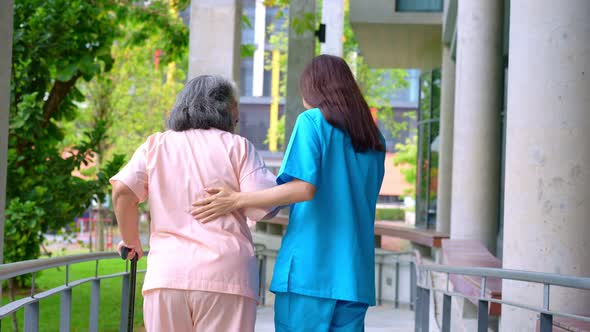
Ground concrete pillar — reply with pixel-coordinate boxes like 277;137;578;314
252;0;266;97
449;0;503;252
188;0;241;82
500;1;590;330
435;51;456;234
435;0;455;236
285;0;316;144
320;0;344;57
0;0;14;266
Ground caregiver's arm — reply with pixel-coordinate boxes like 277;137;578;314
191;179;315;223
112;181;144;260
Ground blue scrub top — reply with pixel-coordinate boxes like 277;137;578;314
269;108;386;305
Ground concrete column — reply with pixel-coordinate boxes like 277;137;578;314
285;0;316;144
188;0;241;82
435;49;455;235
450;0;503;252
252;0;266;97
500;1;590;330
0;0;14;267
320;0;344;57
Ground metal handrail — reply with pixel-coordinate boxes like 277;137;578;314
0;252;122;281
0;251;149;332
418;263;590;290
0;271;144;318
413;255;590;332
2;247;589;332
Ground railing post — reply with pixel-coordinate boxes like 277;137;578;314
120;273;130;332
414;285;421;332
410;261;416;311
59;288;72;332
442;294;451;332
419;287;430;332
89;279;100;332
477;277;489;332
477;300;489;332
259;254;267;306
395;261;400;308
377;260;383;306
540;313;553;332
540;283;553;332
24;301;39;332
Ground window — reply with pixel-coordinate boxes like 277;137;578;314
242;0;256;44
415;69;441;230
240;57;254;96
396;0;443;12
240;0;256;96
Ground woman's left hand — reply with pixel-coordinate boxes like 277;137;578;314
117;240;144;261
190;187;241;223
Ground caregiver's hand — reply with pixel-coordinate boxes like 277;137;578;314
190;187;242;223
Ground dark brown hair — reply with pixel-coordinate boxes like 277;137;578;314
299;55;385;152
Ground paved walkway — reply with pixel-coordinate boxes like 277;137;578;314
255;305;415;332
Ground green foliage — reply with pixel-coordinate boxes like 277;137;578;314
241;14;257;58
264;114;286;150
265;18;290;96
3;199;45;264
62;32;186;161
241;44;257;58
291;12;317;35
7;0;186;264
263;0;290;9
393;138;418;196
375;208;405;221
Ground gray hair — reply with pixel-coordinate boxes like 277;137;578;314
167;75;238;132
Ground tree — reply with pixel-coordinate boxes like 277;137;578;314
60;18;188;251
393;138;418;196
7;0;188;265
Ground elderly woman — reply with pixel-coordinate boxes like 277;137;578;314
110;75;276;331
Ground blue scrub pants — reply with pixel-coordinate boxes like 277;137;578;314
274;292;369;332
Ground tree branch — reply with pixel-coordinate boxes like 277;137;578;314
41;73;82;129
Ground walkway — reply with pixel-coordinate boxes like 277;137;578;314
255;305;415;332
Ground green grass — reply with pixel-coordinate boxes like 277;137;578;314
2;257;147;332
375;208;405;221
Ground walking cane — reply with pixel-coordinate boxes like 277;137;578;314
120;247;138;332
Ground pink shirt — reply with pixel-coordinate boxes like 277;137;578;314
110;129;276;301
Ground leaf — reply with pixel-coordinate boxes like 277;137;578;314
242;14;253;29
241;44;257;58
56;63;79;81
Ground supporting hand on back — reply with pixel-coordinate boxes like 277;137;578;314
190;187;242;223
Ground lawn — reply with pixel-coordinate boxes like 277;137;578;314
1;255;148;332
375;208;406;221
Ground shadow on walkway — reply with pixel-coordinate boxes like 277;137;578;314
255;304;415;332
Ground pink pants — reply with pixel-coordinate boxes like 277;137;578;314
143;289;257;332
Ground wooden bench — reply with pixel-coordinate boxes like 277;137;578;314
442;239;502;316
259;217;449;249
375;221;449;248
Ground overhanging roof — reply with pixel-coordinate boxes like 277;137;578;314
350;0;443;70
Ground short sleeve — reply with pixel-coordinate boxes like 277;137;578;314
109;143;148;202
277;113;321;186
239;140;277;221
